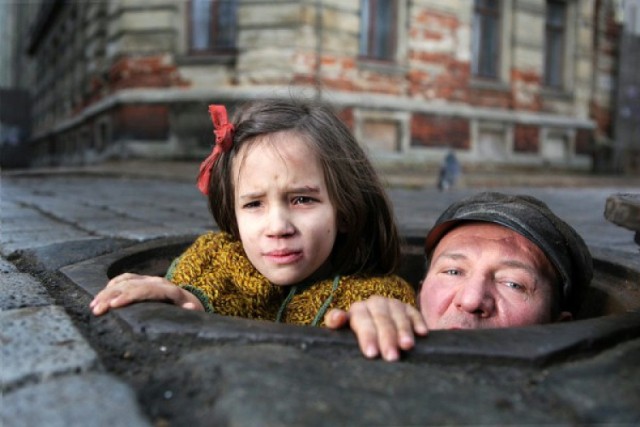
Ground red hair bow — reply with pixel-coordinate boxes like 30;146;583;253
197;105;235;195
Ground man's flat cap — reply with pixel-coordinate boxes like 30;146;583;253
425;192;593;313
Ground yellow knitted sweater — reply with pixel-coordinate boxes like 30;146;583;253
166;232;416;326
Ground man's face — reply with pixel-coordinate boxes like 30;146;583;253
419;222;566;330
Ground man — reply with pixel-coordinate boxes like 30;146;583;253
325;192;593;361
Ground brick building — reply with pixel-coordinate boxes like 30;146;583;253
15;0;636;172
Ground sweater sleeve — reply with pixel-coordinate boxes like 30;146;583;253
333;274;417;312
164;232;282;319
165;232;230;313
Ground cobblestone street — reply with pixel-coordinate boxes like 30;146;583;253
1;163;639;426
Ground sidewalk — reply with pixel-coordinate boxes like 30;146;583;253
1;162;639;426
5;159;638;189
0;259;152;427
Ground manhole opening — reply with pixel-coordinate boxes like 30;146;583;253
106;236;640;320
62;235;640;365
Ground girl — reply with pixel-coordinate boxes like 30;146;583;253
90;99;415;326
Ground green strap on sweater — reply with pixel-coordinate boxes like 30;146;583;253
276;275;341;326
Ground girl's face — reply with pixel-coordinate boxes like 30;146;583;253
232;132;339;286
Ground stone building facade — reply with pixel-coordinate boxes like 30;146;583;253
19;0;633;171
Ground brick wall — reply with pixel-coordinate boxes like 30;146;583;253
411;114;470;149
408;9;469;102
23;0;616;169
575;128;593;155
112;105;169;140
108;55;189;91
514;124;540;153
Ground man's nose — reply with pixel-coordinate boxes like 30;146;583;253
266;206;295;237
453;275;495;317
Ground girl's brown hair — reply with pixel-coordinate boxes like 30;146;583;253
207;98;401;276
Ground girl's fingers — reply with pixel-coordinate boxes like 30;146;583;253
368;300;400;361
348;301;381;359
346;297;428;361
105;272;143;288
91;275;189;316
406;305;428;336
323;308;349;329
91;276;151;315
387;301;415;351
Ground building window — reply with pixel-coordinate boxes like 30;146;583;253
359;0;398;61
188;0;237;54
472;0;501;79
544;0;567;88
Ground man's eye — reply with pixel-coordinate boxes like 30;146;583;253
505;282;526;292
445;269;461;276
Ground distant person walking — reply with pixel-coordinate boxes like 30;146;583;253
437;150;461;191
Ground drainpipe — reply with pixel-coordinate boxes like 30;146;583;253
314;0;323;101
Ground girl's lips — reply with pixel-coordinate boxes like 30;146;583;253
264;250;303;265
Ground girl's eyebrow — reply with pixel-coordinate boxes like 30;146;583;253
238;191;265;200
238;186;321;200
288;185;320;194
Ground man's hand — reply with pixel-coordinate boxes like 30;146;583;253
90;273;205;316
325;296;428;362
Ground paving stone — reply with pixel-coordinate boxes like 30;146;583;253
1;373;152;427
113;226;191;241
605;193;640;246
1;217;66;233
0;305;100;390
0;231;97;257
0;203;44;222
0;273;53;310
13;238;134;272
42;205;115;223
0;257;18;273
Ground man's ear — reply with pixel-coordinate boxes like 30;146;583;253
556;311;573;322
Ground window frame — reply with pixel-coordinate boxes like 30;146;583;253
544;0;568;88
187;0;238;56
359;0;399;63
471;0;502;80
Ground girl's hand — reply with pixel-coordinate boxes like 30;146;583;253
89;273;205;316
324;296;428;362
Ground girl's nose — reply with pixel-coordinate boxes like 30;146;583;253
266;206;295;237
453;275;495;317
